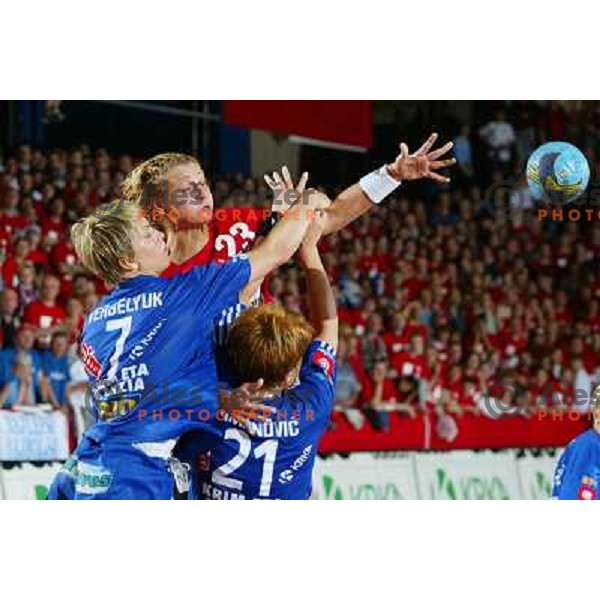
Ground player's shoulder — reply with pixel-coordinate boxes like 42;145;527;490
294;340;337;402
571;428;600;452
304;340;337;376
560;429;600;467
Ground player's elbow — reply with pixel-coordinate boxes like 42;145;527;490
315;320;338;351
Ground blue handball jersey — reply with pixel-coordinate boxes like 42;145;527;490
186;339;337;500
79;257;251;445
553;428;600;500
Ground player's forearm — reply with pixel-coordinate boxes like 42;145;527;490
248;202;314;283
322;162;401;235
321;184;372;236
301;248;338;348
239;237;264;304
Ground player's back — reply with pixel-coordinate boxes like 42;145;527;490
190;340;337;500
553;428;600;500
81;258;250;444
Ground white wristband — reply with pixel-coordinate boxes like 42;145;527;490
359;165;401;204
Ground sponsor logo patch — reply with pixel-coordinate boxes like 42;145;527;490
313;349;335;382
81;342;102;379
75;463;113;495
577;475;598;500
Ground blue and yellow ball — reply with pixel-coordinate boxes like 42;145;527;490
526;141;590;205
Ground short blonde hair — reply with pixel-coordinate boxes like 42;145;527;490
71;200;141;285
227;304;314;389
121;152;199;209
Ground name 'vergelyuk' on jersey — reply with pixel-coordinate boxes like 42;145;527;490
80;258;251;443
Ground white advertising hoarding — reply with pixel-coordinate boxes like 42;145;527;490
415;452;521;500
313;452;419;500
0;463;63;500
313;450;560;500
0;411;69;461
515;452;559;500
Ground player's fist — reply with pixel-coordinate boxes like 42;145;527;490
305;189;331;211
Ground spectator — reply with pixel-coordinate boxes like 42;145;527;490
25;225;49;268
0;353;41;409
333;336;364;430
1;186;30;236
0;324;44;390
0;288;20;348
67;355;91;441
40;197;67;245
479;110;516;174
360;313;387;372
23;273;66;350
16;262;37;310
453;124;474;188
364;360;409;431
64;297;85;348
2;237;29;288
42;332;71;411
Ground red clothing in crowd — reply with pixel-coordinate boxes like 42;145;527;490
338;308;369;332
2;256;25;288
24;300;66;330
362;377;399;404
0;213;30;236
27;248;49;268
40;216;67;244
383;330;410;357
402;277;428;301
391;351;430;380
51;239;77;271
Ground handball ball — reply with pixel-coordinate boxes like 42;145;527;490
526;141;590;205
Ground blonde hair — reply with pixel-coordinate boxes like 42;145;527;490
71;200;141;285
227;304;314;389
121;152;199;209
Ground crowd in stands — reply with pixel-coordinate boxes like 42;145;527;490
0;100;598;446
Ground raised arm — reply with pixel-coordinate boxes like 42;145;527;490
324;133;455;234
297;213;338;350
264;133;455;237
246;189;329;289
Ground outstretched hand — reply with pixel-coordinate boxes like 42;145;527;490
264;166;309;214
387;132;456;184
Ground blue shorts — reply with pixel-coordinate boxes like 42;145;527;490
48;433;177;500
46;456;78;500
